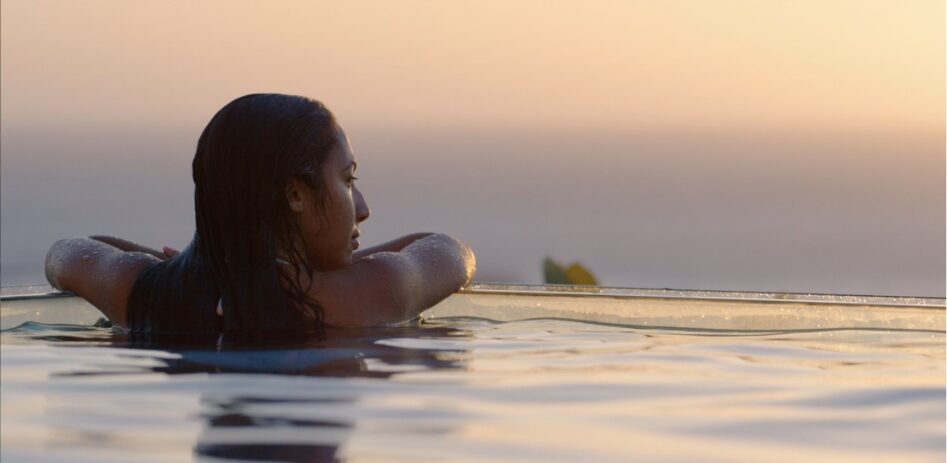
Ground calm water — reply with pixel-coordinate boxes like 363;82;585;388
2;317;943;462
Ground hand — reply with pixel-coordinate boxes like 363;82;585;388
161;246;181;259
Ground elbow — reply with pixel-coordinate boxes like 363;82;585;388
367;234;477;323
438;233;477;289
45;238;76;290
45;237;98;290
456;239;476;288
413;233;476;291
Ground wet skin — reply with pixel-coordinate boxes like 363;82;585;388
45;126;476;328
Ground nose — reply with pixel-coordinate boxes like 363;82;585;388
354;186;370;223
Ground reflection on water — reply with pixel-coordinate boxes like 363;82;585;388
11;323;469;462
1;319;944;463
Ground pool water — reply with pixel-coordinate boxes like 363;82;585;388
1;314;943;462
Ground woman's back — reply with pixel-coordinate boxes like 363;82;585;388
127;239;221;335
44;94;476;334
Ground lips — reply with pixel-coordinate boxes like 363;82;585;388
351;231;360;250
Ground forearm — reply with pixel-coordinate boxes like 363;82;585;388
353;233;433;261
89;235;165;259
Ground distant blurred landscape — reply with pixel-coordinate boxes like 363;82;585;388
3;124;942;296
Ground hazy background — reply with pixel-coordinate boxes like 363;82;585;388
2;0;944;296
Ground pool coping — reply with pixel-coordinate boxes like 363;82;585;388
3;283;944;309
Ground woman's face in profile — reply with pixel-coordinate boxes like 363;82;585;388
292;127;370;271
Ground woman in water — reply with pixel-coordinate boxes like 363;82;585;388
44;94;476;334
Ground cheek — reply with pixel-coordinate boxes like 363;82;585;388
318;188;354;242
300;213;323;243
328;187;355;219
297;203;328;245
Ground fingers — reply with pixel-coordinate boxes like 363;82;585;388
162;246;181;258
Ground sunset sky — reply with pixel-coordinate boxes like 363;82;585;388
2;0;944;133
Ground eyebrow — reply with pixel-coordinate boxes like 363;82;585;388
341;161;357;173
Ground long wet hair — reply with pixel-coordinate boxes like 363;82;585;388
128;94;338;335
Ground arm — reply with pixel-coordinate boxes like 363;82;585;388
45;237;161;327
314;233;476;327
89;235;175;259
352;233;432;261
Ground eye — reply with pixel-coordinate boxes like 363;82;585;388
346;176;358;187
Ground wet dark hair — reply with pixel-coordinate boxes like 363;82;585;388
128;94;338;335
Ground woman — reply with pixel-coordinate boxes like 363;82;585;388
45;94;476;334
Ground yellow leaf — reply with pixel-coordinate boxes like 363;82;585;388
543;257;598;285
564;263;598;285
543;257;570;284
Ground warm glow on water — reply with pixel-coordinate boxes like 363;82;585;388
1;317;943;462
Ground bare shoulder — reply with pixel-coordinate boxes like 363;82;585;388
313;233;476;327
46;237;160;327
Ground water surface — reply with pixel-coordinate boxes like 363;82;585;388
2;317;943;462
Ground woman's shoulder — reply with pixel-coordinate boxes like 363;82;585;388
311;233;475;327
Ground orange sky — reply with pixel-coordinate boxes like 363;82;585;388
1;0;944;132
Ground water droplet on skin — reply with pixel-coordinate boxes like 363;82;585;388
81;254;91;262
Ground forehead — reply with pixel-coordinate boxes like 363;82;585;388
325;127;355;167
